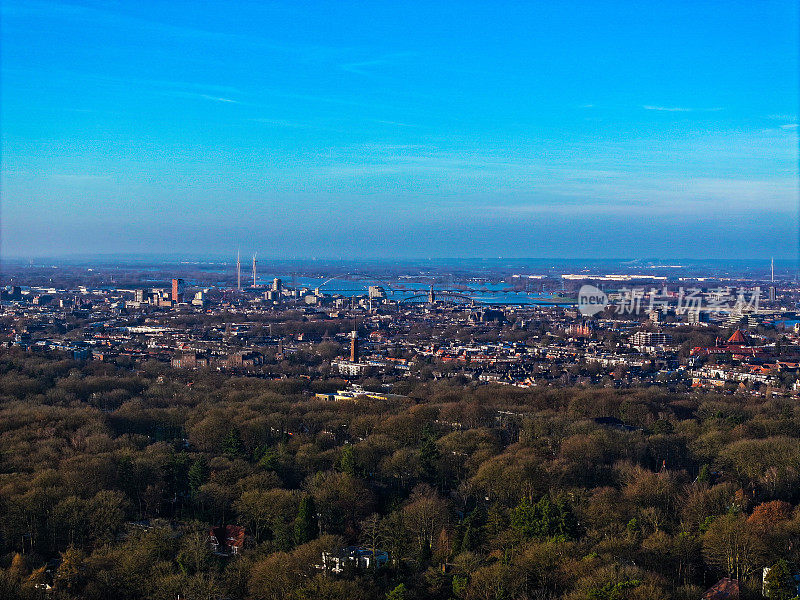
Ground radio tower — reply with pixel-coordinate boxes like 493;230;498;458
236;250;241;291
252;253;257;287
769;257;777;303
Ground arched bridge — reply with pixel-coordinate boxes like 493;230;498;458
398;289;480;306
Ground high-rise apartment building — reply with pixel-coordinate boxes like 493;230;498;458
172;279;185;303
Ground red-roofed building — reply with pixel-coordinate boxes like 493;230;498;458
702;578;739;600
691;330;764;358
209;525;246;555
727;330;749;346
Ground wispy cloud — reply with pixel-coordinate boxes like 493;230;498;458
8;68;248;107
780;123;798;130
642;105;723;112
248;118;341;131
480;175;797;217
4;0;345;66
643;105;692;112
250;118;306;127
340;52;416;76
372;119;419;128
340;59;389;76
51;174;114;183
198;94;239;104
151;89;245;105
352;143;427;152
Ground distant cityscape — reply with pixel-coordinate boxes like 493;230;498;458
2;256;799;397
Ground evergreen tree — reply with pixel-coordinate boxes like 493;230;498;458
454;506;486;553
188;457;208;496
386;583;408;600
766;559;798;600
418;426;440;483
294;496;318;545
258;447;279;471
510;496;579;540
222;427;244;456
339;444;357;477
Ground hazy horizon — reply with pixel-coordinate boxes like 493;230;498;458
1;254;795;269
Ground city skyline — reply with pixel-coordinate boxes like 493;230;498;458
1;0;798;259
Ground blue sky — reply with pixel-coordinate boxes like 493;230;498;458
1;0;797;259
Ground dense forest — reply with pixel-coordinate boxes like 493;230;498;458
1;348;799;599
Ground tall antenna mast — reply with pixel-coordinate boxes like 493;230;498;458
772;257;774;283
252;253;257;287
236;249;241;291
